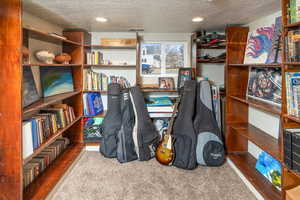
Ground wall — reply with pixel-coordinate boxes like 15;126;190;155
246;11;281;159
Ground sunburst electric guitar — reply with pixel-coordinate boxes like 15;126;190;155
155;98;180;166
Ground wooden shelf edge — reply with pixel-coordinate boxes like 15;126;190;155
23;116;82;164
85;142;101;146
229;95;281;115
23;27;82;46
82;111;106;118
228;63;281;67
285;21;300;28
83;90;107;93
84;64;136;68
229;123;281;161
23;143;84;200
283;114;300;124
23;91;81;115
141;88;178;93
23;64;82;67
228;153;281;200
84;45;136;49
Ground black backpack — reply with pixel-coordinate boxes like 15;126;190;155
193;81;225;166
172;80;198;170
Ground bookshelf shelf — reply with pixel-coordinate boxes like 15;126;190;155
283;114;300;124
283;62;300;65
285;21;300;28
229;95;281;115
230;123;281;161
85;142;101;146
141;88;178;93
23;143;84;200
23;91;81;115
23;27;81;46
83;90;107;93
84;64;136;68
197;59;225;63
228;153;281;200
23;63;81;67
228;63;281;67
23;116;81;165
84;44;136;49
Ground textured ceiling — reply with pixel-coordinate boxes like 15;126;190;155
23;0;280;32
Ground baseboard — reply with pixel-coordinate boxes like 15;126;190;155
85;145;100;151
227;158;264;200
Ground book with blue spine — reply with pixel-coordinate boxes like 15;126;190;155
86;92;103;116
31;119;39;150
146;97;173;107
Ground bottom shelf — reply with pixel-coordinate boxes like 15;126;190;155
228;152;281;200
23;143;84;200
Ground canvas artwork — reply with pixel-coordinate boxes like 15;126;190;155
266;16;282;64
165;44;184;74
247;67;282;106
244;25;275;64
40;66;74;97
23;67;40;107
141;43;162;75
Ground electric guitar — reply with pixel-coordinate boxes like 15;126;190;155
155;98;180;166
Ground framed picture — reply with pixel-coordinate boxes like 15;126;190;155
177;68;193;88
159;77;175;89
247;67;281;106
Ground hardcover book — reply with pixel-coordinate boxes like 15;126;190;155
83;117;104;142
22;67;40;107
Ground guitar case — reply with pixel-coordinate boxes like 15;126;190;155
129;86;160;161
100;83;122;158
116;88;138;163
193;81;225;166
172;80;197;170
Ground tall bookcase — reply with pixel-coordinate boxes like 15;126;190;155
225;0;300;197
0;1;88;199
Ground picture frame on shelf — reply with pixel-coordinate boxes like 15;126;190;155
177;68;192;88
159;77;175;89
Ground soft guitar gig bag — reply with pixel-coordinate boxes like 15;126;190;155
100;83;122;158
129;86;160;161
116;88;138;163
193;81;225;166
172;80;197;170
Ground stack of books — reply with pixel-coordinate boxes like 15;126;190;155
146;97;174;118
288;0;300;24
284;129;300;175
23;137;70;189
22;104;76;159
286;72;300;117
83;92;104;116
286;30;300;62
86;51;103;65
83;69;108;91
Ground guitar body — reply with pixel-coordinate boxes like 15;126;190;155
155;132;174;165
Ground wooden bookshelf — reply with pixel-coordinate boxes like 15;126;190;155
23;116;81;164
23;63;81;67
84;44;136;49
228;63;281;67
23;27;81;46
228;153;281;200
230;123;281;161
229;95;281;115
83;90;107;93
283;114;300;124
83;111;107;118
84;64;136;68
141;88;178;93
23;143;84;200
23;91;81;115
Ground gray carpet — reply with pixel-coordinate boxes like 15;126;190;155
49;151;256;200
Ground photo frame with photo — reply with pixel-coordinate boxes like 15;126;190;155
159;77;175;89
177;68;192;88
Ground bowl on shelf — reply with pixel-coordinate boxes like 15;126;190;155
35;50;55;64
54;53;72;64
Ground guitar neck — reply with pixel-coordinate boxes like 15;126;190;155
166;98;180;135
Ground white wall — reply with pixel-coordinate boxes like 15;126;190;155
245;11;281;159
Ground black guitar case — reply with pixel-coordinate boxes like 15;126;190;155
100;83;122;158
193;81;225;166
172;80;197;170
129;86;160;161
116;88;138;163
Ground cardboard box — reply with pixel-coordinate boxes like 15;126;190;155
286;185;300;200
100;38;136;46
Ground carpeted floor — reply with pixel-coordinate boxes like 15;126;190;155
49;151;256;200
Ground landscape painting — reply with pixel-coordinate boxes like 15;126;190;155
244;24;275;64
23;67;40;107
141;43;162;75
40;66;74;97
165;44;184;74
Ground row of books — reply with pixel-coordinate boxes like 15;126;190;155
83;92;104;116
284;129;300;175
146;97;174;113
22;104;76;159
86;51;103;65
286;30;300;62
23;137;70;189
83;69;108;91
286;72;300;117
83;69;131;91
288;0;300;24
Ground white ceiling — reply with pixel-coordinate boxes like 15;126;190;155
23;0;280;32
